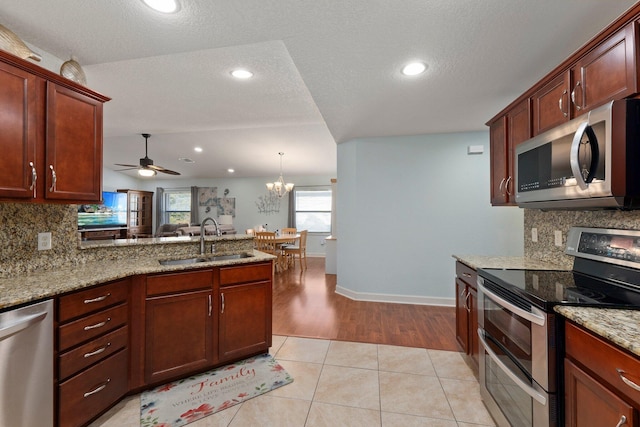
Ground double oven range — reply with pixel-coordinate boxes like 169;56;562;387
477;227;640;427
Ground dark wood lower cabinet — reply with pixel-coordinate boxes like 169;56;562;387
219;281;272;362
145;289;214;384
564;359;635;427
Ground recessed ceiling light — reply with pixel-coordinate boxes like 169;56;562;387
194;147;203;153
401;61;427;76
141;0;180;13
228;168;235;173
231;69;254;79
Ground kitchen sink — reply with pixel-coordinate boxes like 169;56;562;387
159;253;253;266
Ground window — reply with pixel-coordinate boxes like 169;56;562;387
163;188;191;224
294;187;332;233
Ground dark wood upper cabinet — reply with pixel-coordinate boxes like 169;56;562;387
570;21;639;117
0;50;109;204
532;72;571;136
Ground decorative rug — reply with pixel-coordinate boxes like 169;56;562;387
140;354;293;427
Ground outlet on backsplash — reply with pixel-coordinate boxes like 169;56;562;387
531;228;538;242
554;230;563;247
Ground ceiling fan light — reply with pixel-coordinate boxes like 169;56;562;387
138;168;157;177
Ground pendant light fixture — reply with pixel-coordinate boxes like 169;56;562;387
266;152;294;198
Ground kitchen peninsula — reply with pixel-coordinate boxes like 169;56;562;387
1;234;275;427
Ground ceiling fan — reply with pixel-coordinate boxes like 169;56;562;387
115;133;181;176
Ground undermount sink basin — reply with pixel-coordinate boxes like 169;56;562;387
159;253;253;266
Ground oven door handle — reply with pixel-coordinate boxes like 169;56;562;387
478;281;546;326
478;328;547;405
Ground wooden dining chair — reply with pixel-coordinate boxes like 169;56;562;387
255;231;282;271
283;230;308;270
281;227;297;235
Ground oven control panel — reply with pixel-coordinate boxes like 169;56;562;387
566;227;640;266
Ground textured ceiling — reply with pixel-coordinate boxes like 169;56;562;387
0;0;636;179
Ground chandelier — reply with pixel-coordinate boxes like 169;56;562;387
266;152;294;198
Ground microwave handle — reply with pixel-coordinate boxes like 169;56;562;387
570;121;599;191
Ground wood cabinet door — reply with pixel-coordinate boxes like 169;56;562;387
0;61;38;199
468;286;479;369
564;359;635;427
218;281;271;362
505;99;531;203
571;21;639;116
532;71;571;135
455;278;469;353
46;82;102;202
145;289;214;385
489;117;509;206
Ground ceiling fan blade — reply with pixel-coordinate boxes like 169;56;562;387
149;165;181;175
114;163;140;168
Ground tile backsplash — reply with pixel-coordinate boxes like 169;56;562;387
524;209;640;269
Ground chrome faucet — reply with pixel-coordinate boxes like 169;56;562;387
200;217;221;255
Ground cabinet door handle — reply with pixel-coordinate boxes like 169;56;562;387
617;368;640;392
559;89;568;117
465;291;472;313
615;415;627;427
84;342;111;358
498;178;506;194
220;293;225;314
29;161;37;197
48;165;57;192
571;81;582;110
208;294;212;317
505;176;512;195
83;317;111;331
83;378;110;398
84;293;111;304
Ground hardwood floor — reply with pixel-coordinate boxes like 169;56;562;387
272;257;459;351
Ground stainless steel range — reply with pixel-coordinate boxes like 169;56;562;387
477;227;640;427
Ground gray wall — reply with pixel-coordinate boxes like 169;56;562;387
336;131;524;305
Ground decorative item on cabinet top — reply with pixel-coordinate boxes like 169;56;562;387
60;56;87;85
0;23;41;62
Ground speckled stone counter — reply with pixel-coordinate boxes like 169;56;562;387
0;235;274;310
555;306;640;358
452;255;567;270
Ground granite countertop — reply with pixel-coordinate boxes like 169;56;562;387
555;306;640;358
0;249;274;310
453;255;567;270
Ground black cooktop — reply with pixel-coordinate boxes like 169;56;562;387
478;265;640;312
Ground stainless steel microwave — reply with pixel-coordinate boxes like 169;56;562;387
515;99;640;209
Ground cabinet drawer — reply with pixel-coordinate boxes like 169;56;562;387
58;279;128;322
566;321;640;407
59;303;128;352
455;262;477;288
219;262;272;286
147;269;213;296
58;349;128;427
59;326;128;381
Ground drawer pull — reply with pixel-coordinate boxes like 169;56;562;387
617;369;640;392
615;415;627;427
84;293;111;304
83;379;111;398
462;272;472;278
83;318;111;331
84;342;111;358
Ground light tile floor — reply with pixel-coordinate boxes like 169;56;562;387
89;336;496;427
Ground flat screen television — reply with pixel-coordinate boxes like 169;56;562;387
78;191;128;230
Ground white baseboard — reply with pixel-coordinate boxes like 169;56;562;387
335;285;455;307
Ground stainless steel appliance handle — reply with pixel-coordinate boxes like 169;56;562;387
570;120;599;191
0;310;47;342
478;328;547;405
478;281;546;326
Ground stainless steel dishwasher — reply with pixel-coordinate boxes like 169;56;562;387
0;299;53;427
